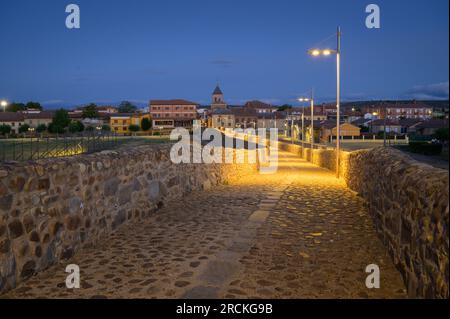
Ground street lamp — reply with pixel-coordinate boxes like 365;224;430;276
297;98;306;150
308;26;341;176
298;90;315;149
1;100;8;112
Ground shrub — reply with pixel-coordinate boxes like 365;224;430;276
141;118;152;131
18;124;30;134
128;124;140;132
68;121;84;133
434;127;449;142
408;141;443;155
0;124;12;135
36;124;47;133
101;124;111;131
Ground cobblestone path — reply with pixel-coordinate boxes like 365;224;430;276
3;151;407;299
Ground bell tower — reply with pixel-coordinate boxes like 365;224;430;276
211;85;227;111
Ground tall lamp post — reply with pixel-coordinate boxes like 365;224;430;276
297;99;306;150
299;90;315;149
308;26;341;176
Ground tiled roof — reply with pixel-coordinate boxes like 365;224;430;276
212;85;223;95
0;112;25;122
257;111;287;119
22;111;54;119
351;118;372;125
415;119;449;129
230;107;258;117
244;100;274;109
150;99;199;106
370;119;403;126
397;119;423;127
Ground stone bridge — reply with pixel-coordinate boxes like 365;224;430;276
0;141;448;298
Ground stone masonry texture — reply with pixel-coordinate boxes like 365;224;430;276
278;142;449;298
0;144;256;293
0;140;447;298
2;150;406;299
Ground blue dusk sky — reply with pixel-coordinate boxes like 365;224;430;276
0;0;448;108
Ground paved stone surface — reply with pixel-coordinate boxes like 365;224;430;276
1;151;407;299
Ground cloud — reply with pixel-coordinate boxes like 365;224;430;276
405;82;449;100
210;59;234;67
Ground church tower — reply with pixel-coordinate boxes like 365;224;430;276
211;85;227;111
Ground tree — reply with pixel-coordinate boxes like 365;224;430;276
68;121;84;133
0;124;11;135
434;127;449;142
25;101;42;110
36;124;47;133
18;124;30;134
6;102;26;112
101;124;111;131
141;118;151;131
278;104;293;111
68;122;79;133
118;101;137;113
128;124;140;132
359;125;369;133
49;109;70;133
82;103;99;119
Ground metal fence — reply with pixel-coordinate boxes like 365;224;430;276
0;132;118;162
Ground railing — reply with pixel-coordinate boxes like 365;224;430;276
0;131;118;162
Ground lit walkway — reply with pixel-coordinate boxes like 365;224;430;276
2;151;407;298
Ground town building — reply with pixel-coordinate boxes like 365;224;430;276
211;109;235;129
257;112;287;132
22;111;54;129
149;99;198;129
110;113;151;134
232;107;258;129
360;102;433;120
369;119;404;134
317;121;361;142
0;112;25;133
244;100;277;114
409;119;449;136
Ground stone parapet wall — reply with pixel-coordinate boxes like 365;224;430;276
278;141;449;298
344;148;449;298
0;144;257;293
